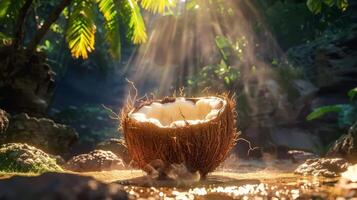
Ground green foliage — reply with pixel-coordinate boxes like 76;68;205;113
306;87;357;128
188;60;240;91
187;36;243;93
260;0;351;49
0;143;62;173
141;0;176;14
0;0;25;37
64;0;176;58
127;0;147;44
348;87;357;100
0;0;176;59
307;0;348;14
97;0;121;59
0;0;24;20
307;105;345;120
66;0;96;59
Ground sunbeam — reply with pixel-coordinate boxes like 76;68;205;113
125;0;281;97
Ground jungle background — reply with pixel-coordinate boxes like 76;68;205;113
0;0;356;171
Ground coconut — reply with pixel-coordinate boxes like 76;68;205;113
121;96;238;176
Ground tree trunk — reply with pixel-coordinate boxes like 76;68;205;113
27;0;72;53
13;0;34;49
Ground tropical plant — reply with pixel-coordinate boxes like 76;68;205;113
306;0;348;14
307;87;357;128
187;36;242;93
258;0;350;49
0;0;176;59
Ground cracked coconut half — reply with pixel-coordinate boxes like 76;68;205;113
121;96;238;176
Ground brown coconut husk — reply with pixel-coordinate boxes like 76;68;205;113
120;95;239;177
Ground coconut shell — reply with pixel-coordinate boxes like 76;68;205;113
120;96;238;176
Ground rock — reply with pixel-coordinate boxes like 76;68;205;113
65;150;125;172
96;138;131;164
2;113;78;155
287;150;318;163
0;48;56;116
0;109;9;135
294;158;350;177
0;143;62;173
269;127;323;152
327;122;357;163
288;26;357;93
292;79;318;99
0;172;128;200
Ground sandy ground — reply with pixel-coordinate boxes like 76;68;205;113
0;169;296;183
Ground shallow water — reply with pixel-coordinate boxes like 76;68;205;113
0;169;354;199
114;171;347;199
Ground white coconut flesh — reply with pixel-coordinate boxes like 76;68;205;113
129;97;226;128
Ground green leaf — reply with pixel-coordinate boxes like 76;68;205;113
348;87;357;100
96;0;116;21
224;76;230;85
0;0;11;18
0;0;25;34
0;0;25;19
127;0;147;44
336;0;348;11
140;0;176;14
66;0;97;59
215;36;231;61
96;0;122;59
307;0;323;14
306;105;344;121
323;0;335;7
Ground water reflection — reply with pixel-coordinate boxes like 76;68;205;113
122;173;341;199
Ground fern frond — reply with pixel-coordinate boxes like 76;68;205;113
96;0;116;21
96;0;121;59
105;17;121;58
141;0;176;14
127;0;147;44
66;0;96;59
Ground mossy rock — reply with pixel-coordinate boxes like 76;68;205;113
3;113;78;155
0;143;62;173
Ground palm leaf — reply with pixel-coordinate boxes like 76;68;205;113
96;0;121;59
306;105;343;121
127;0;147;44
66;0;96;59
140;0;176;14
